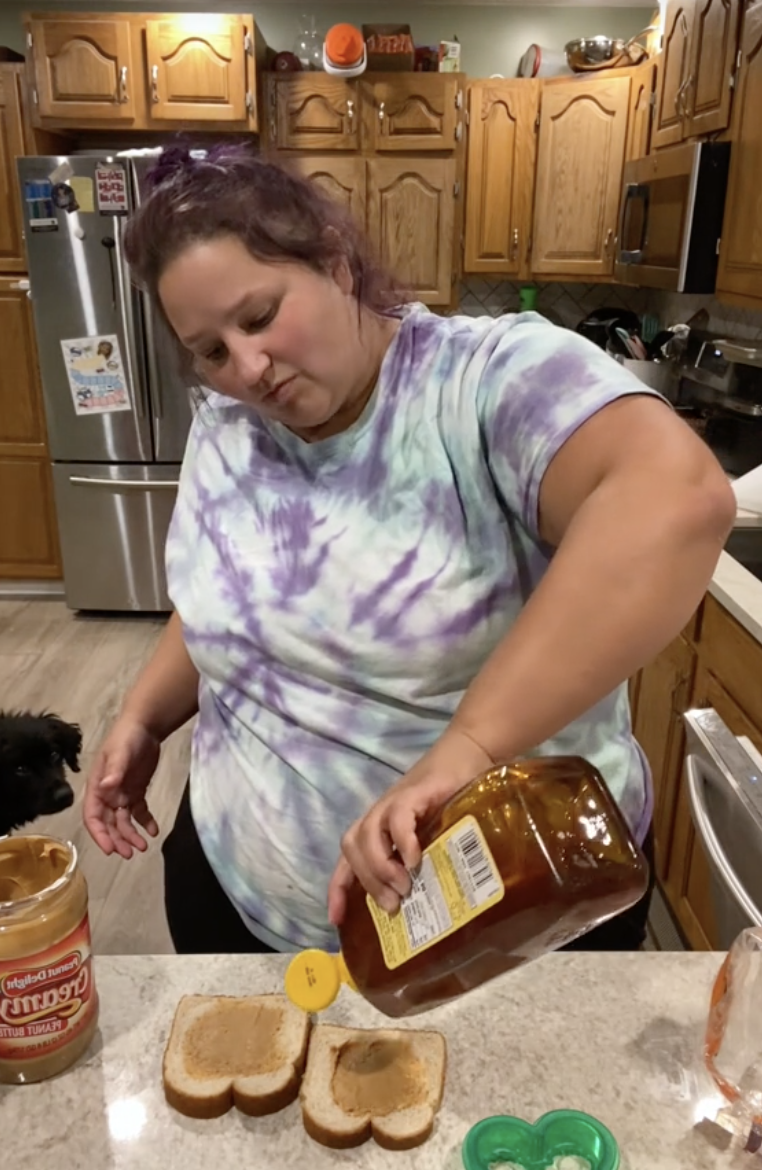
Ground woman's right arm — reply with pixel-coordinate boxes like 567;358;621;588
84;612;199;858
120;610;199;740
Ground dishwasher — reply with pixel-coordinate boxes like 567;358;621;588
684;708;762;949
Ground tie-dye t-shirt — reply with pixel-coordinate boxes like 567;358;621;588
166;305;656;951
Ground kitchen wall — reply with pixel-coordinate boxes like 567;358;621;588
459;279;762;341
0;2;654;76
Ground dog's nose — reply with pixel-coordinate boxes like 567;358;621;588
46;782;75;814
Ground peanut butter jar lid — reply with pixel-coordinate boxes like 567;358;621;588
462;1110;620;1170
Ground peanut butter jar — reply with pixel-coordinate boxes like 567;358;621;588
0;836;99;1084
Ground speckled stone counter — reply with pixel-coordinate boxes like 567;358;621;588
2;952;759;1169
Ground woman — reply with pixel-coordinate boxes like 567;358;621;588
83;145;735;955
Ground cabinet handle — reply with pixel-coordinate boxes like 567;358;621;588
681;73;694;119
454;121;463;141
455;88;463;109
378;100;385;124
118;65;128;105
510;228;519;260
604;228;614;254
151;64;159;104
9;279;30;291
346;97;354;127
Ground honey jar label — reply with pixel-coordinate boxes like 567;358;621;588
0;913;99;1062
367;814;504;969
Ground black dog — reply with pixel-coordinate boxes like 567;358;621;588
0;712;82;837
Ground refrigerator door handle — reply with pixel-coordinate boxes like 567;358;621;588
142;294;164;419
69;476;179;489
113;216;149;419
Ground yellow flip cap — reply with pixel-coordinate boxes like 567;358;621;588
285;949;357;1013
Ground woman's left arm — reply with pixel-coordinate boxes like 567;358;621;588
328;396;736;922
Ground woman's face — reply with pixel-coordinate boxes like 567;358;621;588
158;234;378;434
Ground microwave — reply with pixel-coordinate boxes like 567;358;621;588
615;141;731;293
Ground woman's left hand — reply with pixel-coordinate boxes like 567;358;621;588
327;727;495;927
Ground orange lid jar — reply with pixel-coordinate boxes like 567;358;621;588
0;836;99;1084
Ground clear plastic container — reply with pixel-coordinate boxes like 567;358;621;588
0;836;100;1083
286;757;649;1018
705;926;762;1145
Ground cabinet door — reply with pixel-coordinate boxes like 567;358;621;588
286;155;366;224
464;80;539;276
145;15;247;123
632;635;697;882
367;158;456;305
717;0;762;307
0;69;26;272
30;18;134;121
686;0;742;135
531;76;629;278
271;76;358;150
365;75;459;152
626;59;658;160
665;664;762;950
0;278;60;579
653;1;695;148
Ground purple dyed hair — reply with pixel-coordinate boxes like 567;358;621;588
124;143;407;378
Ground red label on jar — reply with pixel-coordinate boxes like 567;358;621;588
0;913;98;1062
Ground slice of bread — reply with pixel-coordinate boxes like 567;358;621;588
300;1023;447;1150
163;994;311;1119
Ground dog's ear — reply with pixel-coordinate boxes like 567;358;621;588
46;716;83;773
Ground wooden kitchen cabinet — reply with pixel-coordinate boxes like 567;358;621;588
0;278;60;579
144;14;248;122
653;0;695;147
531;75;629;279
626;58;658;160
463;80;539;277
25;12;266;132
653;0;742;147
363;75;460;152
0;68;28;274
717;0;762;309
28;16;135;121
686;0;743;136
632;633;697;881
268;75;359;151
286;154;366;224
367;158;456;305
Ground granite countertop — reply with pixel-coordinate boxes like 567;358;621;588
1;952;758;1169
709;505;762;645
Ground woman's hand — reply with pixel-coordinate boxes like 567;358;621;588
327;727;494;927
83;716;161;859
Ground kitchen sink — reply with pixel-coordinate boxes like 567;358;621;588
725;529;762;583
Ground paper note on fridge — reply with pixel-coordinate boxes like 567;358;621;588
732;463;762;517
61;335;132;415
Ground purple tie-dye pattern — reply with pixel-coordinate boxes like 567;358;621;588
166;305;658;950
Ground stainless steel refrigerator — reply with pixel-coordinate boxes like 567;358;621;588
17;152;193;612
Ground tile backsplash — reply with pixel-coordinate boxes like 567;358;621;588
458;278;762;342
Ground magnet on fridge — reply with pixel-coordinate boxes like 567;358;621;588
73;226;86;240
52;182;80;213
48;160;74;185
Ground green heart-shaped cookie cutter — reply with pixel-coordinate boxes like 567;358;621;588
462;1109;620;1170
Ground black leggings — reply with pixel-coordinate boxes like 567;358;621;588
162;779;655;954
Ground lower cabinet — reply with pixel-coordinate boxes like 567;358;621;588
631;595;762;949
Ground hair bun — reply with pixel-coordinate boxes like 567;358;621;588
146;146;196;191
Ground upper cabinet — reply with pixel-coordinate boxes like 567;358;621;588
145;15;248;122
363;75;460;152
29;17;135;121
25;12;266;131
717;0;762;308
653;0;742;147
367;157;456;304
463;80;539;278
286;154;367;224
268;76;359;151
531;76;630;279
0;67;29;273
626;58;658;160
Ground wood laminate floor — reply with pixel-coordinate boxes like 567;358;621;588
0;599;191;954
